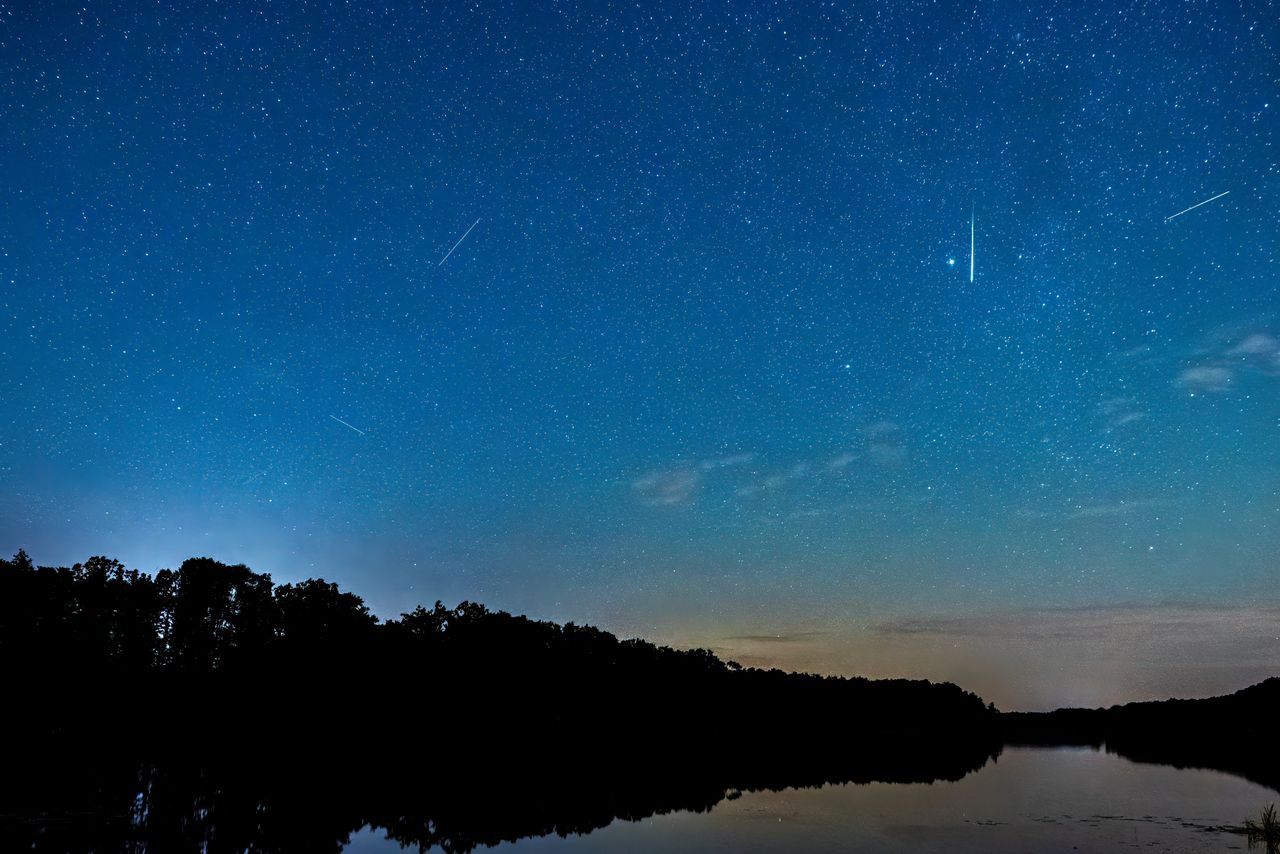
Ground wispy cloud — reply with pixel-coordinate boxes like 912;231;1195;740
724;631;829;644
1097;396;1148;431
632;468;701;506
856;601;1280;709
863;420;906;468
638;417;908;507
1108;411;1147;428
1013;507;1055;520
828;452;858;471
734;461;815;498
630;452;753;505
1178;364;1234;394
1016;497;1167;522
876;601;1280;642
699;452;755;471
1066;497;1165;520
1177;326;1280;395
1228;331;1280;362
1118;344;1153;359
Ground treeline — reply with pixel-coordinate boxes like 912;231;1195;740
1003;678;1280;792
0;550;998;756
0;551;375;678
0;548;1004;851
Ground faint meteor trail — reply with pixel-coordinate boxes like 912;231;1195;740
438;218;481;266
969;207;975;283
328;414;366;436
1165;190;1229;222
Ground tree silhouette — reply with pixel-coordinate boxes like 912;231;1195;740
3;547;1276;851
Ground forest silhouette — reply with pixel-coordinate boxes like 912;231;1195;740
1;550;1275;851
1004;677;1280;793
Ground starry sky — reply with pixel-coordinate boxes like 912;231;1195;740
1;0;1277;710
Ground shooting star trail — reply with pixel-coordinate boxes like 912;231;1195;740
969;207;975;284
438;218;481;266
328;414;366;436
1165;190;1229;222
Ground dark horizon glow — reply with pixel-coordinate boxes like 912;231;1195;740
2;0;1277;710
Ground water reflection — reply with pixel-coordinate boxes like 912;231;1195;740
3;740;1272;852
464;747;1265;853
1;738;998;852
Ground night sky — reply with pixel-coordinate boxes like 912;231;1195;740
2;0;1277;710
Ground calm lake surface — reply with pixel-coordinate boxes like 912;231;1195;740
347;746;1271;853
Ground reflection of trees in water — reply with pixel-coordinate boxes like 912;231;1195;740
8;734;1278;853
4;739;1002;852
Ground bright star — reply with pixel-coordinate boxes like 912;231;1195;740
947;258;956;266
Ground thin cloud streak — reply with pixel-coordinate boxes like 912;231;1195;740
875;601;1280;641
724;631;830;644
632;469;700;506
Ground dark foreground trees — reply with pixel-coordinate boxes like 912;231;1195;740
0;550;999;748
0;549;1003;851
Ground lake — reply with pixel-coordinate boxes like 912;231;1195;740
347;746;1272;853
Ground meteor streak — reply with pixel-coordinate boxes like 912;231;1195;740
438;218;481;266
328;414;366;436
969;207;975;284
1165;190;1229;222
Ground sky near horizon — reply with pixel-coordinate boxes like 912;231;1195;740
2;0;1277;710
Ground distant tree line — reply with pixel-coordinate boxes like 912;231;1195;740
0;549;997;752
1003;678;1280;793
